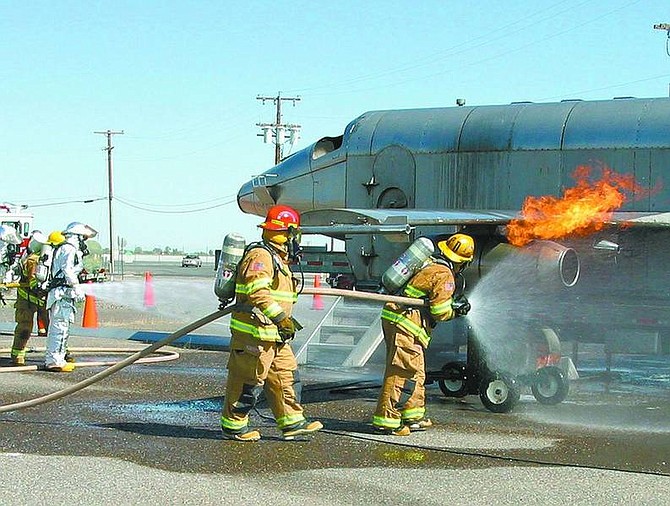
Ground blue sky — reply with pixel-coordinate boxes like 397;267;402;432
1;0;668;253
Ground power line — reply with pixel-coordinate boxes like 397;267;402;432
26;197;107;208
114;196;237;214
116;194;237;208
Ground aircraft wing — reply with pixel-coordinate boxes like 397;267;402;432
300;208;670;237
299;208;518;236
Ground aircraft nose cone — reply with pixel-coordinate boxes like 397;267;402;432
237;179;272;218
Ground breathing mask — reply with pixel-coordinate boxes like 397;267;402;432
78;236;90;257
287;226;302;262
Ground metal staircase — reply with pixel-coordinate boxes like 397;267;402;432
294;297;384;367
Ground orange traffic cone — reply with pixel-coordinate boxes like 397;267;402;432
144;271;155;308
311;274;324;310
82;294;99;328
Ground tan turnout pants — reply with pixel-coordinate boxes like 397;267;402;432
221;332;305;432
373;319;427;429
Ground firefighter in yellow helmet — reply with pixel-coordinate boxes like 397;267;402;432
48;230;66;246
221;205;323;441
372;233;475;435
7;231;49;365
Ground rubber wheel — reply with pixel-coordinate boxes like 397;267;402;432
437;361;469;398
478;373;520;413
531;366;569;405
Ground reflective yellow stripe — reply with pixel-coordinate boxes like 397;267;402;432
270;289;298;303
430;298;453;315
381;308;430;347
404;284;426;298
220;415;248;431
17;288;45;307
235;277;272;295
276;413;305;429
230;317;281;341
11;348;26;358
401;407;426;421
262;302;284;319
372;415;401;429
236;281;296;303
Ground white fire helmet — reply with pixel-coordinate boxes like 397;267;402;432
63;222;98;239
28;230;48;254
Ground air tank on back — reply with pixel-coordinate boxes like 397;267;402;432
214;233;246;306
381;236;435;294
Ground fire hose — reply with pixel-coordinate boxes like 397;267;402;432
0;289;426;413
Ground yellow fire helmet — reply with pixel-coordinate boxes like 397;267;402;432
48;230;66;246
437;233;475;264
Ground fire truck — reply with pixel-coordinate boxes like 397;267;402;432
1;202;34;252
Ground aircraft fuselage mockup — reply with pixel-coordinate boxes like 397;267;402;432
238;97;670;356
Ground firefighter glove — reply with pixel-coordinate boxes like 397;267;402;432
452;296;471;317
276;317;296;341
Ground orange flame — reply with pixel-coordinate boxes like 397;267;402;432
507;165;650;247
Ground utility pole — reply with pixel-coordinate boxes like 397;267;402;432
94;129;124;279
256;92;301;165
653;23;670;97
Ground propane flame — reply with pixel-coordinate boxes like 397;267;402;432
507;165;651;247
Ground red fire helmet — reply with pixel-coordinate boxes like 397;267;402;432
258;204;300;231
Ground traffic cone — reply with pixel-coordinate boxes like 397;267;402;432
82;294;99;328
144;271;155;308
311;274;324;310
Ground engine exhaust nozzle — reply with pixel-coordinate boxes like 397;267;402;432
478;240;580;288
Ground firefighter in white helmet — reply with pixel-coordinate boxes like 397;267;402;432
372;233;474;435
0;224;21;317
44;222;97;372
8;230;49;366
0;224;21;284
221;204;323;441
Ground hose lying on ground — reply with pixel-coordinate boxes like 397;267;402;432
0;307;231;413
0;347;180;373
0;288;425;413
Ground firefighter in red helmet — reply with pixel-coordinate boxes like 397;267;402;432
373;233;474;435
221;204;323;441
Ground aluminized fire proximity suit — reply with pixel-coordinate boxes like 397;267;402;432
220;242;309;435
11;250;49;365
373;259;458;432
45;236;85;369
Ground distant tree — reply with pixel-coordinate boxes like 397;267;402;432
152;248;162;255
83;240;103;271
133;246;142;254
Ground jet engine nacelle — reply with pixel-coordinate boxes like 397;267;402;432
476;240;580;289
